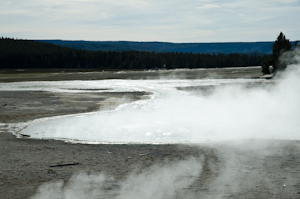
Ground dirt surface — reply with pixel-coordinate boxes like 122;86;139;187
0;91;150;123
0;67;263;82
1;130;300;199
1;68;300;199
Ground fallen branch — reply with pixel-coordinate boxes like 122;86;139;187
20;134;30;138
50;162;79;167
139;152;154;157
139;152;172;157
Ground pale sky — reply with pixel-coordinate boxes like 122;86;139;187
1;0;299;42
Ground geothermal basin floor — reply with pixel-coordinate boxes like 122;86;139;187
1;68;300;198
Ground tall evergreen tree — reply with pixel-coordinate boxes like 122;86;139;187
272;32;292;71
262;32;292;74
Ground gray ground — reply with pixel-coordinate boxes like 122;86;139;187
0;66;263;82
1;67;300;199
0;91;150;123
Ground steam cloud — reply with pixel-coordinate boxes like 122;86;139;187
30;158;202;199
19;64;300;143
25;49;300;199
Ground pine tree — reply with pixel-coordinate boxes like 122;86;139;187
262;32;291;74
272;32;291;72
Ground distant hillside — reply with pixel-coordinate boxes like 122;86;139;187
0;38;269;70
37;40;274;54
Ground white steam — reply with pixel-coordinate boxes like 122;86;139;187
19;51;300;199
280;47;300;67
30;158;202;199
17;65;300;143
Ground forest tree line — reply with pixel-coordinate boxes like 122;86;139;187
0;38;270;70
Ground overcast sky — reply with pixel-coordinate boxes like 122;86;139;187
1;0;299;42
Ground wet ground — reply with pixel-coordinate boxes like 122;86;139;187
1;67;300;199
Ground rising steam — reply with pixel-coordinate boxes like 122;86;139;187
17;63;300;143
30;158;202;199
25;49;300;199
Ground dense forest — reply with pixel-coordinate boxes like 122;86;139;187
0;38;270;70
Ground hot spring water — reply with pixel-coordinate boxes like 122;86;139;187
2;68;300;144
